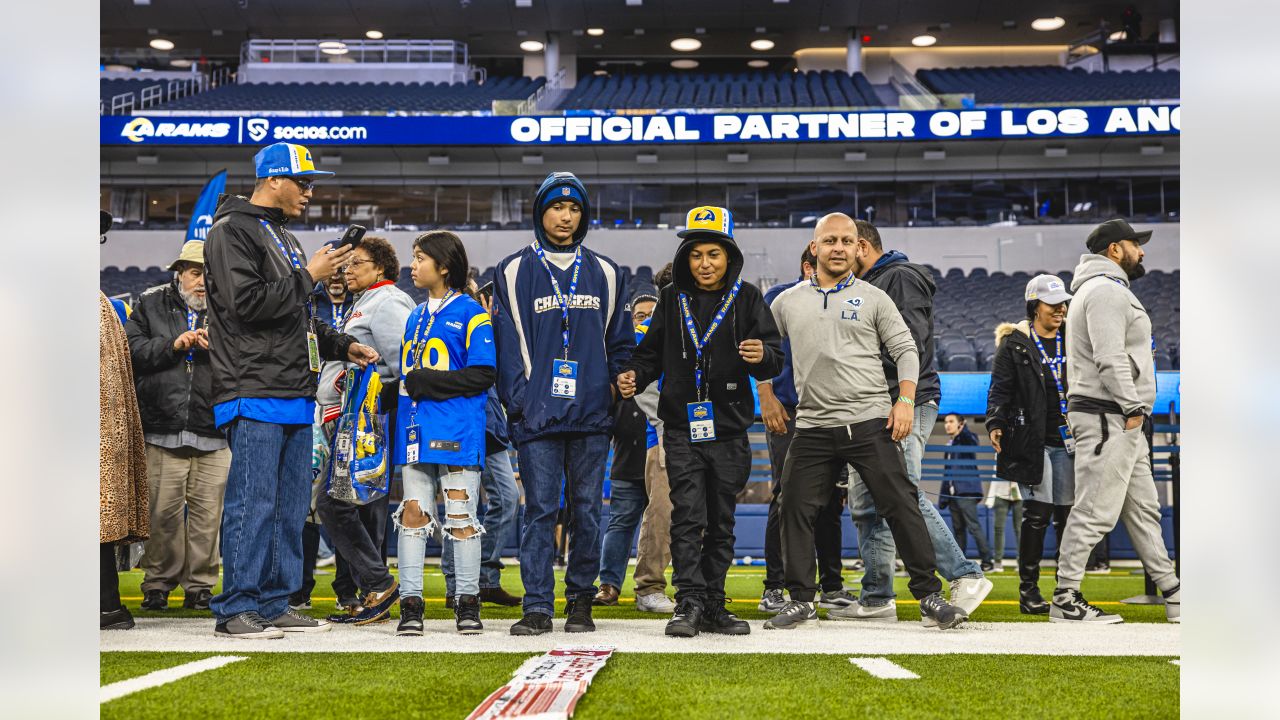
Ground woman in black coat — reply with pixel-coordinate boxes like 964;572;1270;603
985;275;1076;615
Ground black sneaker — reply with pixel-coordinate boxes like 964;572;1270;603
919;592;968;630
1050;588;1123;624
184;589;213;611
980;560;996;573
763;600;816;630
564;596;596;633
397;596;425;636
455;595;483;635
101;607;135;630
758;588;787;614
510;612;553;636
699;604;750;635
445;596;455;610
1019;587;1050;615
141;590;168;611
348;581;400;626
665;600;703;638
214;611;284;639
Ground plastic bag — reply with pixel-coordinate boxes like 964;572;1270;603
325;365;391;505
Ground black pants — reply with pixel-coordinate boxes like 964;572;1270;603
781;420;942;602
318;492;393;600
291;522;321;605
765;410;845;592
663;430;752;607
101;543;122;612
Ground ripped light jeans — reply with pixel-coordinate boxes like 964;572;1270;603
394;463;484;599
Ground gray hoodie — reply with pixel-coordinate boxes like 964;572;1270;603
1064;253;1156;416
317;281;415;407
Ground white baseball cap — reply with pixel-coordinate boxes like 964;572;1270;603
1025;274;1072;304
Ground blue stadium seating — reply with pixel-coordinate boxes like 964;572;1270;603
149;76;545;113
917;66;1179;104
559;70;882;110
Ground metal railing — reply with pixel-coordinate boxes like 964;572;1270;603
515;67;566;115
889;59;941;110
241;38;470;67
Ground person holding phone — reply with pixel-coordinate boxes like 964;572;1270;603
204;142;379;639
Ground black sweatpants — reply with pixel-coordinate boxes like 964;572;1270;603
765;410;845;592
781;419;942;602
663;430;752;607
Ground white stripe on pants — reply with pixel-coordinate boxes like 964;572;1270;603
1056;412;1177;591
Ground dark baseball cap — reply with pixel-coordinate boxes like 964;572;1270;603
1086;219;1152;254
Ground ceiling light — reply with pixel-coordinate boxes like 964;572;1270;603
522;152;544;165
169;58;192;68
520;40;545;52
671;59;699;69
670;38;701;51
1045;146;1068;158
104;64;131;72
428;154;450;166
515;0;533;7
1031;17;1066;31
321;48;349;55
923;148;946;160
149;38;175;51
593;69;609;76
747;60;769;68
636;152;658;164
1109;30;1128;41
843;150;867;162
911;35;936;47
727;151;749;163
318;41;346;49
366;30;384;39
626;0;642;5
750;39;775;51
587;28;604;36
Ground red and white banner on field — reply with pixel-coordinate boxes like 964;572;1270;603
467;646;615;720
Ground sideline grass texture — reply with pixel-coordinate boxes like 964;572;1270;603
100;651;1179;719
114;564;1171;623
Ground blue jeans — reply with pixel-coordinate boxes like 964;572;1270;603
516;433;609;616
597;476;649;588
1020;446;1077;506
948;497;993;563
851;402;982;606
442;449;520;595
210;419;312;622
395;463;483;598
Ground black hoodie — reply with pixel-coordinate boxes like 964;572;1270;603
627;233;783;438
860;250;941;405
204;194;356;408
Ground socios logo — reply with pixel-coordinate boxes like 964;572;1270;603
693;209;717;222
121;117;154;143
247;118;270;142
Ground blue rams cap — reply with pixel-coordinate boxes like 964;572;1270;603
253;142;335;179
540;182;584;211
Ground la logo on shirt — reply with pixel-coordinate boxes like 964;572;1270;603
841;296;863;321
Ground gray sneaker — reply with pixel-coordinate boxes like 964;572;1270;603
269;607;332;633
635;592;677;614
1164;585;1180;624
922;575;993;627
758;588;788;614
919;592;968;630
818;588;857;609
215;611;285;639
1050;588;1123;624
827;600;897;622
762;600;816;630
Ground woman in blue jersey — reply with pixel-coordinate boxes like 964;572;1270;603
394;231;497;636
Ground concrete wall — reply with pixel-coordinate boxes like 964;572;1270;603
102;222;1180;280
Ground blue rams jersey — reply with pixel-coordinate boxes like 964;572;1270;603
395;294;495;467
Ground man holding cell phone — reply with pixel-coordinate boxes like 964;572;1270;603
619;206;783;638
204;142;379;639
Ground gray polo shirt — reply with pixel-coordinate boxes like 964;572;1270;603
771;277;920;429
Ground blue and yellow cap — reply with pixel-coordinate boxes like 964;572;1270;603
253;142;335;179
677;205;734;241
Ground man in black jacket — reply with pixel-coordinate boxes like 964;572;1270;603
204;142;378;639
619;206;784;637
126;241;227;613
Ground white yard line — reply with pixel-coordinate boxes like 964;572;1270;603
849;657;920;679
101;619;1179;656
1170;659;1181;666
100;655;247;704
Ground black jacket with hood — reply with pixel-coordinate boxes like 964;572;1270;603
861;251;941;405
204;194;356;408
627;232;784;438
985;320;1068;487
125;280;218;438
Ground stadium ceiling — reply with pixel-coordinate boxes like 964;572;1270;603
102;0;1179;64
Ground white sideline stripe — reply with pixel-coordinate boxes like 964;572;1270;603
101;619;1180;656
100;655;247;703
849;657;919;679
1170;659;1180;666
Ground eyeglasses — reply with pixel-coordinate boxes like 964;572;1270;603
280;176;316;192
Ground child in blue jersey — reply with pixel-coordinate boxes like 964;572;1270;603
393;231;496;636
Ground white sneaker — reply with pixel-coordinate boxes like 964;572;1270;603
950;576;994;616
1164;585;1180;623
826;599;897;622
635;592;676;614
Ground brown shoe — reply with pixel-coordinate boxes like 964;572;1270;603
592;584;620;606
479;586;523;607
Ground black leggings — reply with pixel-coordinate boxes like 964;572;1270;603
101;543;122;612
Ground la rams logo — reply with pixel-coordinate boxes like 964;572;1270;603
692;405;709;419
841;297;861;321
693;208;717;222
557;362;573;376
121;117;154;143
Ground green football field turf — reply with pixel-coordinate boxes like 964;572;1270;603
103;566;1178;718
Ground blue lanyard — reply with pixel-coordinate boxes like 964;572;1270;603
259;219;315;322
410;289;457;371
185;308;198;366
811;270;857;298
1030;331;1068;419
530;240;582;359
678;279;742;400
332;297;352;329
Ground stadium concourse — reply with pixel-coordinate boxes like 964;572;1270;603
100;1;1182;718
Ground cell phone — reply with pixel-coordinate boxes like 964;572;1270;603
477;281;495;303
337;224;366;251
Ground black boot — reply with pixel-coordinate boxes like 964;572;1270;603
1019;501;1053;615
699;602;750;635
455;595;483;634
564;595;596;633
665;599;703;638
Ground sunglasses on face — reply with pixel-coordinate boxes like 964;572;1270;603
281;176;316;192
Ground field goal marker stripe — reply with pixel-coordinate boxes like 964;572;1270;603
100;655;248;704
848;657;920;680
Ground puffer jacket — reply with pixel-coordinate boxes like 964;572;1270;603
986;320;1068;486
125;280;218;438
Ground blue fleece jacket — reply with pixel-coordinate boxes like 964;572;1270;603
763;278;802;408
492;172;634;443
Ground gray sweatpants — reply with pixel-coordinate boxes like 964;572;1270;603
1056;412;1178;592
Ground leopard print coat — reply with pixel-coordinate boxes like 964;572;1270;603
101;293;149;545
